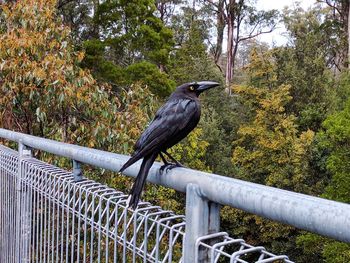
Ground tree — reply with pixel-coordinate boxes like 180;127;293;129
83;0;175;97
297;85;350;262
228;49;315;260
155;0;183;25
318;0;350;69
274;6;334;131
317;80;350;235
57;0;176;97
168;5;222;84
203;0;278;93
232;49;315;191
56;0;95;41
0;0;156;156
233;84;315;189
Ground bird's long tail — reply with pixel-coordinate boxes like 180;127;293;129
119;152;141;173
127;153;157;209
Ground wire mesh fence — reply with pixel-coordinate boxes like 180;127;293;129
0;146;18;263
0;144;293;262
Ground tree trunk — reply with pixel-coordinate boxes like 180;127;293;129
231;38;239;85
91;0;100;39
339;0;350;68
214;0;225;66
225;0;235;95
347;0;350;68
225;20;233;93
157;2;166;23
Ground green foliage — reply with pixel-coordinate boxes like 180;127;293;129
272;8;350;261
56;0;94;41
168;7;222;84
125;62;176;97
170;4;212;48
1;0;93;137
228;49;318;260
316;0;349;69
169;128;210;172
275;6;333;131
199;102;238;176
232;50;315;191
82;40;175;97
95;0;173;64
81;0;175;97
331;71;350;111
322;241;350;263
322;99;350;202
296;232;324;262
297;231;350;263
233;84;314;190
221;206;299;258
296;75;350;263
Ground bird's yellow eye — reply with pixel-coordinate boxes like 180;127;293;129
189;86;195;91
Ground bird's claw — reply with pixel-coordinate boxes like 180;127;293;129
160;163;184;174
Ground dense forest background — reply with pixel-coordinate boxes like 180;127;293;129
1;0;350;262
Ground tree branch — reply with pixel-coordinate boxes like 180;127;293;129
237;25;277;43
321;0;342;15
203;0;219;9
57;0;75;10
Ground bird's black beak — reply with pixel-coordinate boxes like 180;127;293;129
196;81;220;92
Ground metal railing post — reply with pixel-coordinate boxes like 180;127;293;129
72;160;84;181
183;183;220;263
16;140;32;263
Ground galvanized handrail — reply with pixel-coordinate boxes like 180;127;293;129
1;128;350;242
0;128;350;261
0;136;292;262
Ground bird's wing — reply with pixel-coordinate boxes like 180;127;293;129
134;98;198;154
119;98;199;172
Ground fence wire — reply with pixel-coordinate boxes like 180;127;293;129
0;146;18;263
0;144;293;262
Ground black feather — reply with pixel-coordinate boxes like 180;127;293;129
119;81;219;209
127;153;157;209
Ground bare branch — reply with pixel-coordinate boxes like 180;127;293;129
321;0;342;15
237;25;277;43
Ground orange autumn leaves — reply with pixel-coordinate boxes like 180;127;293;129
0;0;156;156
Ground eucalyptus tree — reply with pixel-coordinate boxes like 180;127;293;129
203;0;278;93
318;0;350;69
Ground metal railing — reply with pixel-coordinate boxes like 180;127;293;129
0;128;349;262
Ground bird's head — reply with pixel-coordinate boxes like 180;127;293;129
175;81;220;97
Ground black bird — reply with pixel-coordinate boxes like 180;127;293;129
119;81;219;209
